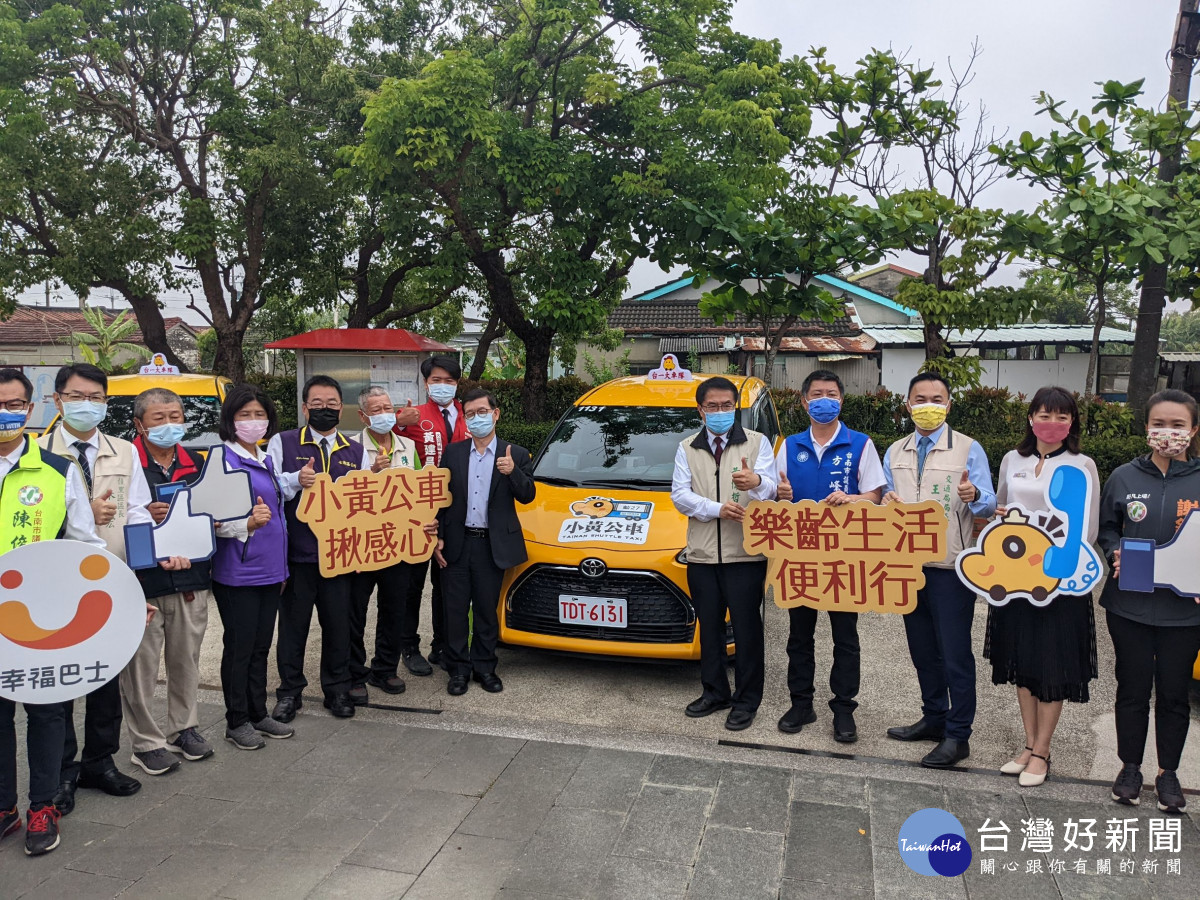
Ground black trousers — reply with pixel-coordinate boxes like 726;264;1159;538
1107;610;1200;771
902;567;977;741
688;561;766;714
439;535;502;679
349;563;414;684
402;557;446;653
1;699;65;810
786;607;860;715
60;677;122;781
277;563;353;700
213;581;281;729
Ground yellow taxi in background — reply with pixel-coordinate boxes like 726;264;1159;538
42;366;231;456
499;369;782;661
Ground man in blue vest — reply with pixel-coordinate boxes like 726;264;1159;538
774;371;886;743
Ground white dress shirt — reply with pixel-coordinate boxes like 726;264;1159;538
465;436;497;528
55;426;153;526
0;439;105;547
670;429;778;522
216;440;276;543
266;429;371;502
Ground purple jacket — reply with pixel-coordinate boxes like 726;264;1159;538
277;426;363;564
211;446;289;587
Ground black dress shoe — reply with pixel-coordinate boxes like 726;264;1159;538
78;767;141;797
725;709;755;731
272;696;301;724
323;694;356;718
472;672;503;693
886;717;945;742
428;647;447;670
777;706;817;734
447;675;469;696
348;684;369;706
402;648;433;677
921;738;970;769
833;712;859;743
367;673;407;694
50;781;76;817
685;696;732;718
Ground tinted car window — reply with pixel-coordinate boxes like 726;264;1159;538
102;395;222;448
535;406;702;491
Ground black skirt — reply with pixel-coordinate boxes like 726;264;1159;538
983;594;1098;703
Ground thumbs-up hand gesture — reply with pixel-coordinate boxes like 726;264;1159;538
92;488;117;526
298;456;317;488
496;443;515;476
956;469;977;504
371;451;391;473
731;456;759;491
395;399;419;427
776;468;792;502
247;495;272;533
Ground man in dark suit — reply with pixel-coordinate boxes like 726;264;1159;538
433;388;535;696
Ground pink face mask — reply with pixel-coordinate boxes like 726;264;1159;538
1147;428;1193;458
1030;419;1072;444
234;420;269;443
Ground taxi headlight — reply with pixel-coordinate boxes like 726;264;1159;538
674;549;687;564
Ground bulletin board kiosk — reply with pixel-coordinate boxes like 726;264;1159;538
263;328;459;434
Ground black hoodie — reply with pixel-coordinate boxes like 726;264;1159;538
1097;454;1200;627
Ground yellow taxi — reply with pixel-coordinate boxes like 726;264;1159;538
499;365;782;660
42;358;231;455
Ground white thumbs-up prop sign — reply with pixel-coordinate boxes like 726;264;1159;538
124;491;217;570
185;445;255;521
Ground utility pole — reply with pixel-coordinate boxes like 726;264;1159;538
1128;0;1199;418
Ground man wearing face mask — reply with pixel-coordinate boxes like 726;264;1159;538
40;363;156;812
671;377;777;731
430;389;535;695
347;386;419;702
773;371;886;743
266;375;368;721
881;371;996;769
394;355;469;674
122;388;215;774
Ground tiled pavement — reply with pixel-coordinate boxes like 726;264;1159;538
2;696;1200;899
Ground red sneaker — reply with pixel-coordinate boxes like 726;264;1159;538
24;805;61;856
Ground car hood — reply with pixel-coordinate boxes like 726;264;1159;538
520;482;686;553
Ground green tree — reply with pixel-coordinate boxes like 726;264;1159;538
1161;308;1200;351
68;308;149;372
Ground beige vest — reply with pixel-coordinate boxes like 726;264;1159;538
40;427;135;560
681;427;767;565
357;430;418;470
886;428;976;568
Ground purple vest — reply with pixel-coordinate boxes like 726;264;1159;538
278;427;363;564
211;448;289;586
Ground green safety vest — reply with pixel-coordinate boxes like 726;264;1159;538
0;438;69;552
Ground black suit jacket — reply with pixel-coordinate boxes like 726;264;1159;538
438;438;536;570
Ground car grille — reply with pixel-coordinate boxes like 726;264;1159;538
507;565;696;644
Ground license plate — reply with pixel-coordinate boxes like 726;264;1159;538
558;594;627;628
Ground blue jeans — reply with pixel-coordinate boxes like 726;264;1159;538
902;567;977;741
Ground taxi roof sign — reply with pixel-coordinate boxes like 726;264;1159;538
646;353;692;382
140;353;180;375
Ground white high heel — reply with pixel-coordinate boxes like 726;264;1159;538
1000;746;1033;776
1018;753;1051;787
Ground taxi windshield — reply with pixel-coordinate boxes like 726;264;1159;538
102;394;222;446
534;405;702;491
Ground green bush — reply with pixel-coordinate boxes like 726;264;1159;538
497;421;556;455
462;376;590;423
246;372;298;431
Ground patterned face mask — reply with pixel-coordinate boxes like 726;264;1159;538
1147;428;1193;458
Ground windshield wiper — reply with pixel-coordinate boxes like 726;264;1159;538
581;478;671;488
534;475;579;486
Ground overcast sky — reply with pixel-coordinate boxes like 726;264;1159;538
18;0;1190;320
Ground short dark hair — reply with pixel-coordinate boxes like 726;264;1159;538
801;369;844;397
421;355;461;381
0;368;33;401
462;388;497;410
55;363;107;394
1147;388;1200;458
219;383;279;442
1016;386;1081;457
908;371;951;397
302;374;342;402
696;376;738;406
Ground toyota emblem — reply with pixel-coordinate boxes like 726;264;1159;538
579;558;607;578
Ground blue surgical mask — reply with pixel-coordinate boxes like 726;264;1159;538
428;384;457;406
704;410;735;436
0;409;28;441
806;397;841;425
367;412;395;434
62;400;108;432
466;413;495;438
146;423;186;448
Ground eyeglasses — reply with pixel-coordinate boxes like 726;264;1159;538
306;401;343;411
59;392;107;403
0;400;30;412
700;403;736;413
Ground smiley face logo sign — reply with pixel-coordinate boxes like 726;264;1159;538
0;541;145;704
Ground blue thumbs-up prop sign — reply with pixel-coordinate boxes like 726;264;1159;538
124;445;254;570
1119;509;1200;598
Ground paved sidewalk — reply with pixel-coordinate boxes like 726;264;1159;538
2;691;1199;899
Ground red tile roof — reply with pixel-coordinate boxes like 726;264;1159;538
0;306;193;346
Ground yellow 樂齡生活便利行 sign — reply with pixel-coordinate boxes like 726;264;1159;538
296;467;453;577
741;500;949;614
